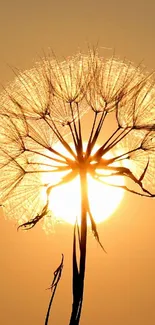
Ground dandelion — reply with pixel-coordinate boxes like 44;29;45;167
0;49;155;324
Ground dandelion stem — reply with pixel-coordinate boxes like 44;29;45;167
69;170;88;325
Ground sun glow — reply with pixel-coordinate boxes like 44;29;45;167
48;173;124;225
42;143;125;226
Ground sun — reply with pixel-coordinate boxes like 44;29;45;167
48;173;124;225
42;143;125;226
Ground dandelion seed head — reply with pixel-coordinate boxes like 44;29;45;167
0;49;155;227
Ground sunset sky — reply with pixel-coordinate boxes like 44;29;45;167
0;1;155;324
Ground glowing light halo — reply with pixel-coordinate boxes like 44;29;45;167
41;143;125;226
48;173;124;225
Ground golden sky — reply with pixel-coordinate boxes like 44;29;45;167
0;1;155;324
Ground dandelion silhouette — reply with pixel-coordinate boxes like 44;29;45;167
0;49;155;324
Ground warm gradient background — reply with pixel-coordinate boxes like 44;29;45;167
0;1;155;324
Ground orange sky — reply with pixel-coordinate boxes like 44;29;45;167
0;1;155;324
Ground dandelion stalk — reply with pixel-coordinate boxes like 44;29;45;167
69;169;88;325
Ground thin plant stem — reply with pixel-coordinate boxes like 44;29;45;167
45;254;64;325
69;170;88;325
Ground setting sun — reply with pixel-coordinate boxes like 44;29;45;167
48;173;124;225
40;142;125;226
